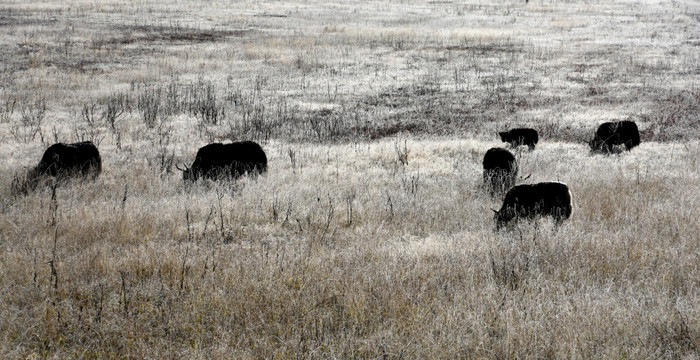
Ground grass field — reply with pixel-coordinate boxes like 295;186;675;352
1;0;699;358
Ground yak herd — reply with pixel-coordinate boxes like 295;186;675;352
15;120;641;230
487;120;639;228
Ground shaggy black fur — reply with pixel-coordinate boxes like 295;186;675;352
499;128;539;150
589;121;640;153
483;147;517;196
494;182;572;230
182;141;267;182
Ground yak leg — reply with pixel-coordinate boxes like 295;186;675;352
603;142;613;154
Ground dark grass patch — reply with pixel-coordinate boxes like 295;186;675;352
0;10;58;27
442;43;523;55
108;26;254;46
640;89;700;142
351;122;428;140
43;59;101;73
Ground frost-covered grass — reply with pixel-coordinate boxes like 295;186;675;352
1;0;699;358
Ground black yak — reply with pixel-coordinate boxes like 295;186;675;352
180;141;267;182
493;182;572;230
589;121;640;153
499;128;538;150
17;141;102;193
483;147;518;196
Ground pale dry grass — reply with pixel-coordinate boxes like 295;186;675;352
1;0;698;142
1;0;700;358
1;139;699;358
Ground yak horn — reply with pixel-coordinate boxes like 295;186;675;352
175;164;188;172
491;208;498;214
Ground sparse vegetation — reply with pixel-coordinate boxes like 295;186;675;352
1;0;699;358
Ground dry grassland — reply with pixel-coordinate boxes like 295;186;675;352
1;0;699;358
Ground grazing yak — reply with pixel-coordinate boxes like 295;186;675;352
483;147;518;196
180;141;267;182
18;141;102;193
499;128;538;150
589;121;640;153
493;182;572;230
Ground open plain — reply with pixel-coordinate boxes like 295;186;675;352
1;0;699;358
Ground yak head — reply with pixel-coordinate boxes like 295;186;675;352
13;166;51;196
492;208;503;229
492;207;515;230
498;131;509;142
589;137;617;154
177;164;196;182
